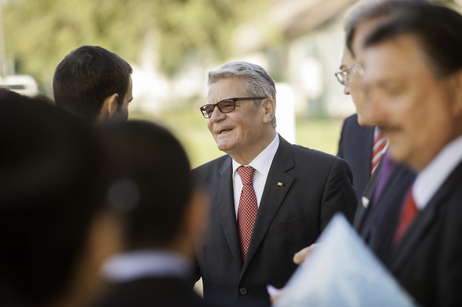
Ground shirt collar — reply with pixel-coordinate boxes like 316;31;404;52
413;135;462;210
232;134;279;176
102;249;193;283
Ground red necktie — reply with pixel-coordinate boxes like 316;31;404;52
392;188;418;248
237;166;258;262
371;131;386;177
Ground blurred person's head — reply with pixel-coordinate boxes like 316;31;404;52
100;121;208;257
202;61;277;165
0;95;122;307
339;0;427;126
362;2;462;172
53;45;133;124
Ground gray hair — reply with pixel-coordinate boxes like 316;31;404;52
208;61;277;128
344;0;429;58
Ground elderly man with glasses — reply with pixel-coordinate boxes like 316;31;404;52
192;61;357;307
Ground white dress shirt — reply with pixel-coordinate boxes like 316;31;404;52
232;134;279;217
413;135;462;211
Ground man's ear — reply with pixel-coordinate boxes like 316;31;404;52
261;98;276;124
98;94;119;122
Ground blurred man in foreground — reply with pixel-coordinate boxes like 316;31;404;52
295;0;419;267
0;93;122;306
53;45;133;124
361;2;462;305
94;121;217;307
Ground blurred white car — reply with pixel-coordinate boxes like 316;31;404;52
0;75;39;96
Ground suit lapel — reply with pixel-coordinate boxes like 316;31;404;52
361;125;375;184
354;160;382;231
214;156;243;266
241;136;295;275
368;167;415;260
389;195;439;274
390;161;462;274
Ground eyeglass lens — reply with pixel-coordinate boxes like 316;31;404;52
336;72;348;85
202;99;235;118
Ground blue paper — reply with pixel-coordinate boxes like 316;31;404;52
274;214;417;307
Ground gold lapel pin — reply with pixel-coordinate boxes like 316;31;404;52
277;182;283;187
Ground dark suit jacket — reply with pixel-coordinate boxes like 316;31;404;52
354;162;416;263
337;114;375;203
192;135;357;306
94;277;217;307
385;161;462;306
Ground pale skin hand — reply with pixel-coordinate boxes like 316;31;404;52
293;243;320;265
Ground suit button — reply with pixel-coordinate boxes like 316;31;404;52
239;287;248;295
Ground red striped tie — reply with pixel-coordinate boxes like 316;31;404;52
237;166;258;262
371;131;386;177
392;188;418;248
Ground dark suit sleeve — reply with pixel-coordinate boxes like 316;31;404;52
320;158;357;229
337;117;348;158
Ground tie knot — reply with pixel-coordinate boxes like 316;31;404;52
238;166;255;185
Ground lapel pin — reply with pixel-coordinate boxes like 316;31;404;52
362;196;369;208
277;182;284;187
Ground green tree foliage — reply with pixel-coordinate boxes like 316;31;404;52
3;0;268;89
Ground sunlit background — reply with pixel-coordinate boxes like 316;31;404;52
2;0;461;167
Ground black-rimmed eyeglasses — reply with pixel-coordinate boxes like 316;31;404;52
200;97;267;118
334;63;364;85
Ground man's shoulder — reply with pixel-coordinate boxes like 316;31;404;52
344;113;358;125
192;155;231;184
193;155;230;172
342;114;374;134
290;142;345;165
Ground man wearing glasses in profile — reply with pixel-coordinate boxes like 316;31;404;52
192;61;357;306
335;45;385;205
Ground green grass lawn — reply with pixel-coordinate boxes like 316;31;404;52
130;109;345;169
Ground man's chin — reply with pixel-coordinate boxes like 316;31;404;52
216;141;232;153
387;143;408;165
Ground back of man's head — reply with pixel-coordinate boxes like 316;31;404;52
53;45;133;124
101;121;194;250
0;94;115;305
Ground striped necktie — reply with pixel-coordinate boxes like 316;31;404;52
371;131;386;177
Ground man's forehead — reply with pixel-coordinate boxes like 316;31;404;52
363;35;427;83
352;17;390;58
207;77;246;99
340;47;354;69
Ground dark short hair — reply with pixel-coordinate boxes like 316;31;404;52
100;121;192;248
0;95;109;305
364;2;462;79
53;45;133;123
344;0;428;58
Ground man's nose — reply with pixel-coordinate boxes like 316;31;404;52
344;84;351;95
